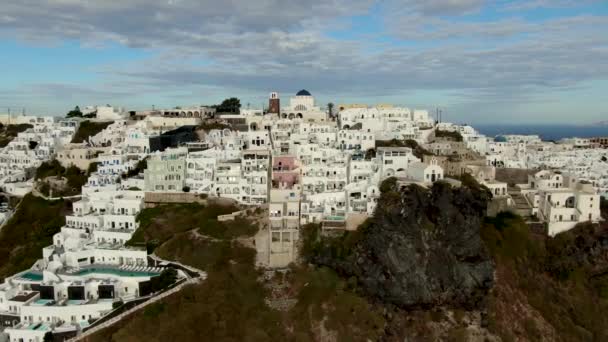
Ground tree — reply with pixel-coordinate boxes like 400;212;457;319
87;162;99;175
43;332;54;342
66;106;83;118
182;186;191;193
28;141;38;149
216;97;241;114
327;102;335;119
601;156;607;162
150;268;178;292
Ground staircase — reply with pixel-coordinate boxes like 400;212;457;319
508;188;533;218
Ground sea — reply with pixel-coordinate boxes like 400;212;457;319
474;124;608;141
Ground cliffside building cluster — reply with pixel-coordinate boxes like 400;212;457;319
0;90;606;340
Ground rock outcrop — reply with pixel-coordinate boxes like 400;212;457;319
313;180;495;309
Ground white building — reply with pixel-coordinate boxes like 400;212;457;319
407;158;444;184
518;170;602;236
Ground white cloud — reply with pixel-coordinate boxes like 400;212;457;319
0;0;607;123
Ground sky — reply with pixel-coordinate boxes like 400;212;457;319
0;0;607;124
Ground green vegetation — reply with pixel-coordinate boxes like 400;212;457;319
89;203;287;342
71;120;113;143
300;223;367;264
435;129;463;142
35;159;65;179
66;105;83;118
287;265;386;342
215;97;241;113
0;123;33;147
124;158;147;178
87;161;99;174
127;203;242;248
0;194;68;280
482;212;608;341
90;201;387;342
327;102;334;118
35;160;88;197
197;120;231;132
149;268;178;293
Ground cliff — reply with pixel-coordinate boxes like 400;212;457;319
310;179;494;309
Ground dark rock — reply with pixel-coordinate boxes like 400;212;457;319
313;180;495;309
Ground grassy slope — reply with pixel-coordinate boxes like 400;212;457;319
36;159;88;196
71;120;113;143
0;194;68;280
89;204;384;342
88;197;608;341
483;213;608;341
0;123;33;147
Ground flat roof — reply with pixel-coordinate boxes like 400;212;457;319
10;292;38;302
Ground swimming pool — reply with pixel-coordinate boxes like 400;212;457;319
33;299;53;306
324;215;345;221
28;323;49;331
73;268;160;278
20;272;43;281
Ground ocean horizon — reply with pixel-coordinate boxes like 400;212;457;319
472;124;608;141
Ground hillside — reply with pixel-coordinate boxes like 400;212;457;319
87;203;385;342
3;184;604;341
0;194;69;281
0;123;33;147
71;120;113;143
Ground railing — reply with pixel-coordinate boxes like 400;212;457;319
68;254;206;341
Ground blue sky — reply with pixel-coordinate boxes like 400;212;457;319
0;0;607;124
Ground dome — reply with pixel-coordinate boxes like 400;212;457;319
494;135;507;142
296;89;311;96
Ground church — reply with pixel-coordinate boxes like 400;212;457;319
273;90;328;122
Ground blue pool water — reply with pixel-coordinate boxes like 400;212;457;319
21;272;43;281
33;299;53;305
73;267;159;277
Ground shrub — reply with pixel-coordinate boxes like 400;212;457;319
182;186;190;193
0;195;67;280
87;162;99;175
435;129;463;142
150;268;178;292
71;120;113;143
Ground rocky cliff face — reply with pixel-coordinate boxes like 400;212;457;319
313;180;494;309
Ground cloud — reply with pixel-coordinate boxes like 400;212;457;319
1;0;607;123
406;0;486;15
0;0;375;47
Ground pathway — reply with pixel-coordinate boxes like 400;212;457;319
69;255;206;341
